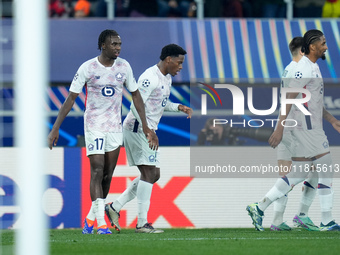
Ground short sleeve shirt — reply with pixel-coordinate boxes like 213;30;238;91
70;57;138;133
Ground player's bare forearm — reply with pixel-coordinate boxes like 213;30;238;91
48;92;78;149
178;105;193;118
322;107;340;133
131;90;148;130
323;107;337;124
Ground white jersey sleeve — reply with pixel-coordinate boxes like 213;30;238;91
69;62;88;94
164;102;180;112
124;61;138;93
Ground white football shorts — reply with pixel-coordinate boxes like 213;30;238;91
85;131;123;156
291;129;330;158
277;131;294;161
123;129;160;167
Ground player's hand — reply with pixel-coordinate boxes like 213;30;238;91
332;120;340;133
47;129;59;150
268;129;282;148
178;105;193;119
143;127;159;151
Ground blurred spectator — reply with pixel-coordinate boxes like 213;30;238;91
260;0;286;18
222;0;243;17
49;0;73;17
294;0;326;17
74;0;91;17
157;0;194;17
129;0;158;17
1;0;13;18
322;0;340;17
205;0;252;17
95;0;129;17
205;0;223;17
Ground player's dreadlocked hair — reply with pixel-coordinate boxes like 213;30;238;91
302;29;324;55
98;29;119;50
289;37;304;56
160;44;187;61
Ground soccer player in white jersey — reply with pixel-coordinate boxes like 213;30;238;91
247;29;340;231
105;44;192;233
270;37;319;231
48;29;158;235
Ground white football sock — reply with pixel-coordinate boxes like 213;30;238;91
313;153;334;225
136;180;153;228
319;189;333;225
298;170;318;216
258;177;290;212
94;198;106;227
272;195;288;226
113;176;140;212
86;201;96;222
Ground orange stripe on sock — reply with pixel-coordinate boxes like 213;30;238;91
98;225;107;229
86;218;94;227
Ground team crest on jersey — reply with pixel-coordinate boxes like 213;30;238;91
142;79;150;87
115;72;124;81
149;155;155;162
282;70;288;78
73;73;79;81
323;141;329;149
295;71;303;79
95;76;100;79
88;143;94;151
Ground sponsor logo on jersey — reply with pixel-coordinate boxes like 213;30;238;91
95;76;100;79
162;97;168;107
101;86;115;97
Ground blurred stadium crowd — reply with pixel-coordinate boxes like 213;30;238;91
1;0;340;19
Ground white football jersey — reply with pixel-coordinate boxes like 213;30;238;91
279;60;298;132
288;56;324;131
123;64;179;132
69;57;138;133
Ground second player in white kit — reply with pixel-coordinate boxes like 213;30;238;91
105;44;192;233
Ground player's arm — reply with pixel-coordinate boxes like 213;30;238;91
131;89;159;150
323;107;340;133
178;105;193;118
164;101;192;118
48;91;79;149
268;92;298;148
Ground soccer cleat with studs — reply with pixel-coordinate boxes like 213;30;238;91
246;203;264;231
82;218;94;234
135;223;164;233
105;203;121;232
293;215;319;231
320;220;340;231
270;222;291;231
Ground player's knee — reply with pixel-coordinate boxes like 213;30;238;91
91;167;104;181
102;174;112;186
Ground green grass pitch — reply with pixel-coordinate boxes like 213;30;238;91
1;228;340;255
